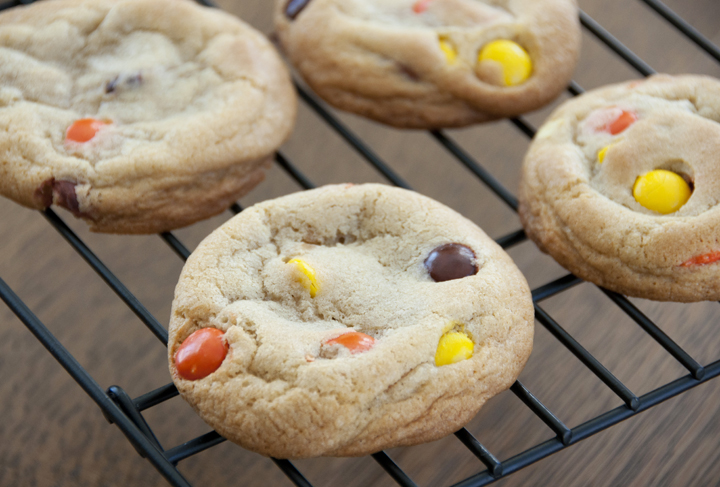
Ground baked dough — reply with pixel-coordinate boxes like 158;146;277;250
0;0;296;233
519;75;720;302
274;0;580;128
168;184;534;458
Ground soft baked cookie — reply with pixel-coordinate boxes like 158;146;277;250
168;184;534;458
0;0;296;233
519;74;720;302
274;0;580;128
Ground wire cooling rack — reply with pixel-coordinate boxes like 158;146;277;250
1;0;719;486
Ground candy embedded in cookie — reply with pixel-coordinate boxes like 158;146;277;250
324;331;375;355
519;75;720;301
412;0;433;14
597;145;609;164
597;142;620;164
439;36;458;63
274;0;581;128
606;110;637;135
66;118;110;143
425;243;478;282
284;0;312;19
33;178;90;218
288;258;320;297
169;184;534;458
680;251;720;268
174;328;228;381
0;0;296;234
477;40;533;87
435;329;474;366
633;169;692;215
582;107;639;136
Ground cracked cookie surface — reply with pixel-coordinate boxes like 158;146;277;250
0;0;296;233
519;75;720;302
168;184;534;458
274;0;579;128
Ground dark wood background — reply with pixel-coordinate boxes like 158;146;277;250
1;0;719;486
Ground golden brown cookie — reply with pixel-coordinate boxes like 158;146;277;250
274;0;580;128
0;0;296;233
519;74;720;302
168;184;534;458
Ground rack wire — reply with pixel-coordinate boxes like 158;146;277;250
0;1;719;486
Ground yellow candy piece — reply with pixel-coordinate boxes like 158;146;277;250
598;141;622;164
632;169;692;215
435;331;474;366
288;258;319;298
439;37;457;63
597;146;610;164
478;40;532;86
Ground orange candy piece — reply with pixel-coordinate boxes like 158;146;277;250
66;118;108;143
680;251;720;268
325;331;375;354
412;0;433;13
175;328;228;380
606;110;637;135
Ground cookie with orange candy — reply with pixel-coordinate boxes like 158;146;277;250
274;0;580;128
168;184;534;458
0;0;296;233
519;74;720;302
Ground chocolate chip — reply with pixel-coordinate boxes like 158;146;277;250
285;0;311;19
424;243;478;282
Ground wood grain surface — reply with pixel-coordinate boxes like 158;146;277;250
1;1;719;486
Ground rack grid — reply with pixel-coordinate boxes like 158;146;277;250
1;1;719;486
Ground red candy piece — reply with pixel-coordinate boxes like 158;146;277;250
325;331;375;354
66;118;108;143
606;110;637;135
175;328;228;380
412;0;433;13
680;251;720;268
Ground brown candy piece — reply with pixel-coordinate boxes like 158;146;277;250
53;180;80;215
285;0;311;19
33;178;87;217
424;243;478;282
33;178;54;208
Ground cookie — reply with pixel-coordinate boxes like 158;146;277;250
274;0;580;128
0;0;296;234
168;184;534;458
519;74;720;302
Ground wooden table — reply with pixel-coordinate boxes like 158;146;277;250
1;1;719;486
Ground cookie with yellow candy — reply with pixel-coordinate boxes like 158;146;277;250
519;74;720;302
274;0;580;128
169;183;533;458
0;0;296;233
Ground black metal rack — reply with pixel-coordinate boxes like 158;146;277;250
1;1;719;486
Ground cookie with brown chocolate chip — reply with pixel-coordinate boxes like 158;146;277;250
274;0;580;128
519;74;720;302
0;0;296;233
168;183;534;458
